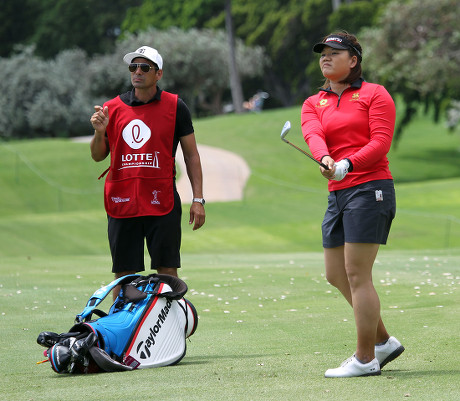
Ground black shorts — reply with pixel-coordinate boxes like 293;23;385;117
108;191;182;273
322;180;396;248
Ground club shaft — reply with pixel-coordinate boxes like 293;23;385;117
284;140;329;170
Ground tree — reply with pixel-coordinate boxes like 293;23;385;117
28;0;142;58
117;28;267;115
327;0;392;34
207;0;332;105
331;0;353;11
360;0;460;145
0;47;92;138
0;27;267;139
210;0;389;105
122;0;222;32
0;0;40;57
123;0;246;111
121;0;389;107
122;0;330;105
225;0;244;113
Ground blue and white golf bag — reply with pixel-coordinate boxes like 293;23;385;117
37;274;198;374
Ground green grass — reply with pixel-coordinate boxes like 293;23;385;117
0;107;460;399
1;250;459;400
1;106;459;256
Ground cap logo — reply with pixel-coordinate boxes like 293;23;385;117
325;37;343;44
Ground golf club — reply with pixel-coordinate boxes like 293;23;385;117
280;121;329;170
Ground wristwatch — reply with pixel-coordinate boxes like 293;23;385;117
192;198;206;205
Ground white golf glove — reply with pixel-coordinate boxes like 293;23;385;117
333;159;350;181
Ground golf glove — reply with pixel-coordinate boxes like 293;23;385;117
333;159;350;181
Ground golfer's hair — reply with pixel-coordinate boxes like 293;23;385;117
321;31;363;90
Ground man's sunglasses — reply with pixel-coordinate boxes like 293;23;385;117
128;63;158;73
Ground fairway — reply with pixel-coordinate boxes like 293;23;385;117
1;106;460;400
1;250;459;400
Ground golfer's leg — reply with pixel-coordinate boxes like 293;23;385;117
325;246;352;302
325;245;390;345
344;242;381;363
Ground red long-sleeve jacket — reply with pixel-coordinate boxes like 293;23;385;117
301;79;396;192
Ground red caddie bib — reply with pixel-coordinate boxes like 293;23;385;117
103;92;178;218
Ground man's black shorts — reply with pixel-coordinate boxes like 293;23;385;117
322;180;396;248
108;191;182;273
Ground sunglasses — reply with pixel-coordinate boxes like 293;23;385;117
128;63;157;73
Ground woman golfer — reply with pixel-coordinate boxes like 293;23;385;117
301;31;404;378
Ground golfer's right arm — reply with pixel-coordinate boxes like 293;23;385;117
90;105;110;161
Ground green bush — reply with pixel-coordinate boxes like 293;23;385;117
0;28;267;139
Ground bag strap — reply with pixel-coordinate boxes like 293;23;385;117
154;274;188;300
125;274;188;300
75;273;187;322
75;274;140;323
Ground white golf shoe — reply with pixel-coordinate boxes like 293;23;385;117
324;355;381;378
375;336;405;369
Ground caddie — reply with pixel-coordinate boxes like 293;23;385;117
90;46;206;300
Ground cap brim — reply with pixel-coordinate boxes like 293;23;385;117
123;52;146;64
313;42;349;53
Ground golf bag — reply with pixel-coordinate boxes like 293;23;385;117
37;274;198;374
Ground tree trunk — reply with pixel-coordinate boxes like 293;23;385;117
332;0;353;11
332;0;341;11
225;0;244;113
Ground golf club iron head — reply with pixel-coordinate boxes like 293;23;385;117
280;120;291;142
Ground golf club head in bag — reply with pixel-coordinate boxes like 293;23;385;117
45;333;100;374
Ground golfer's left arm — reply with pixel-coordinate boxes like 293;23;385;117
180;133;205;230
347;87;395;170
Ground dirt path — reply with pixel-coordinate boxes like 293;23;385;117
176;144;250;203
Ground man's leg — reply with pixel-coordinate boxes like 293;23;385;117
156;267;178;277
146;193;182;279
112;268;178;301
108;216;145;301
113;270;137;301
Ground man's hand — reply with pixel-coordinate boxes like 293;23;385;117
90;105;109;134
90;105;110;161
189;203;205;231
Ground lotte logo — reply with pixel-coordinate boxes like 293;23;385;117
122;119;151;149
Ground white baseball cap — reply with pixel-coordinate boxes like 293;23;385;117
123;46;163;69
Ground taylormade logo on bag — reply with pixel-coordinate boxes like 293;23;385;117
136;300;172;359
